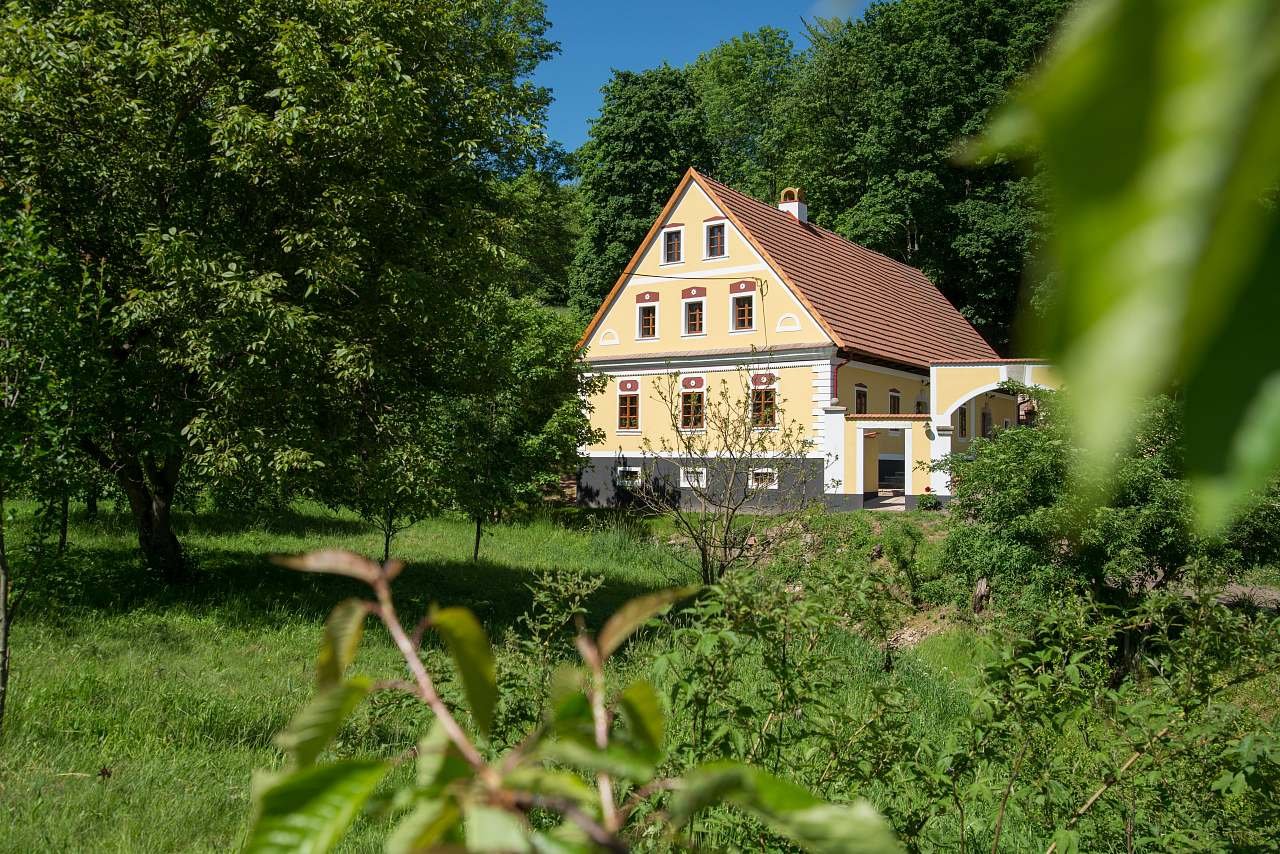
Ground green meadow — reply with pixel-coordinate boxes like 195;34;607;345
0;503;983;852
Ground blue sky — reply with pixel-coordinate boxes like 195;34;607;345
532;0;874;152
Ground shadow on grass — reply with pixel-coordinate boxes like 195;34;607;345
16;511;669;636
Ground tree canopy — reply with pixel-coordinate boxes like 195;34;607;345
0;0;587;576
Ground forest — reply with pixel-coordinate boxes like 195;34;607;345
1;0;1278;851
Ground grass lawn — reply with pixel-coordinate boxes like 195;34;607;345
0;503;699;852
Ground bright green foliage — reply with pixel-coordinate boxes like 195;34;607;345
240;548;898;852
671;762;903;854
974;0;1280;526
429;607;497;737
688;27;798;202
0;0;561;576
781;0;1070;348
425;298;604;562
246;760;389;854
568;65;715;311
936;388;1280;615
275;678;373;769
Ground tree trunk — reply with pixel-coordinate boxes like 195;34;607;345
116;457;187;583
0;489;13;738
472;516;483;562
57;491;69;555
85;485;99;521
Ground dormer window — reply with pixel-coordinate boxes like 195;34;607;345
662;228;683;264
705;222;726;258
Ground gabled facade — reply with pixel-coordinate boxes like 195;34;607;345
578;169;1059;508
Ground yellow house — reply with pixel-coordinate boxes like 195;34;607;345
577;168;1059;509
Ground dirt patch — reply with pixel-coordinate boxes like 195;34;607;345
888;605;955;649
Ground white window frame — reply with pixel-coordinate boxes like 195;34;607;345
635;303;659;340
660;226;684;265
853;383;869;415
750;467;779;490
750;378;779;432
679;466;707;489
729;292;757;334
682;296;707;338
614;466;641;490
703;221;728;260
616;387;641;434
678;384;707;433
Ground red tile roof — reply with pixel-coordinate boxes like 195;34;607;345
696;170;997;369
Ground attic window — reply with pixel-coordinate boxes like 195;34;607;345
706;223;726;258
663;229;683;264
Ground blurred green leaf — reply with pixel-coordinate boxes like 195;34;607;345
416;719;472;792
275;677;372;769
384;796;460;854
974;0;1280;528
316;598;367;688
539;739;656;781
670;762;901;854
502;766;597;806
245;760;388;854
464;804;530;852
617;680;665;759
597;586;698;660
431;606;497;737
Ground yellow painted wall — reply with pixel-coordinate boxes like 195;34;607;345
910;422;931;495
862;431;881;493
834;364;928;415
583;364;817;455
584;181;831;357
934;365;1002;417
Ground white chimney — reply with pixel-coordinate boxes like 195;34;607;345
778;187;807;222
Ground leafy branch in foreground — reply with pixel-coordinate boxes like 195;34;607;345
244;549;901;853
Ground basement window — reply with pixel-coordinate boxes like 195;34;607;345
750;468;778;490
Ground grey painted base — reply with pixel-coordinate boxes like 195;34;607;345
577;456;952;512
578;455;832;510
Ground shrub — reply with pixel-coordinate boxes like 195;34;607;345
915;492;942;511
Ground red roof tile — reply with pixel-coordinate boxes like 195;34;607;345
695;171;997;369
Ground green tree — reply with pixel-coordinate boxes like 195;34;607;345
689;27;798;202
780;0;1071;349
0;208;89;734
432;297;604;561
569;65;714;312
0;0;556;579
